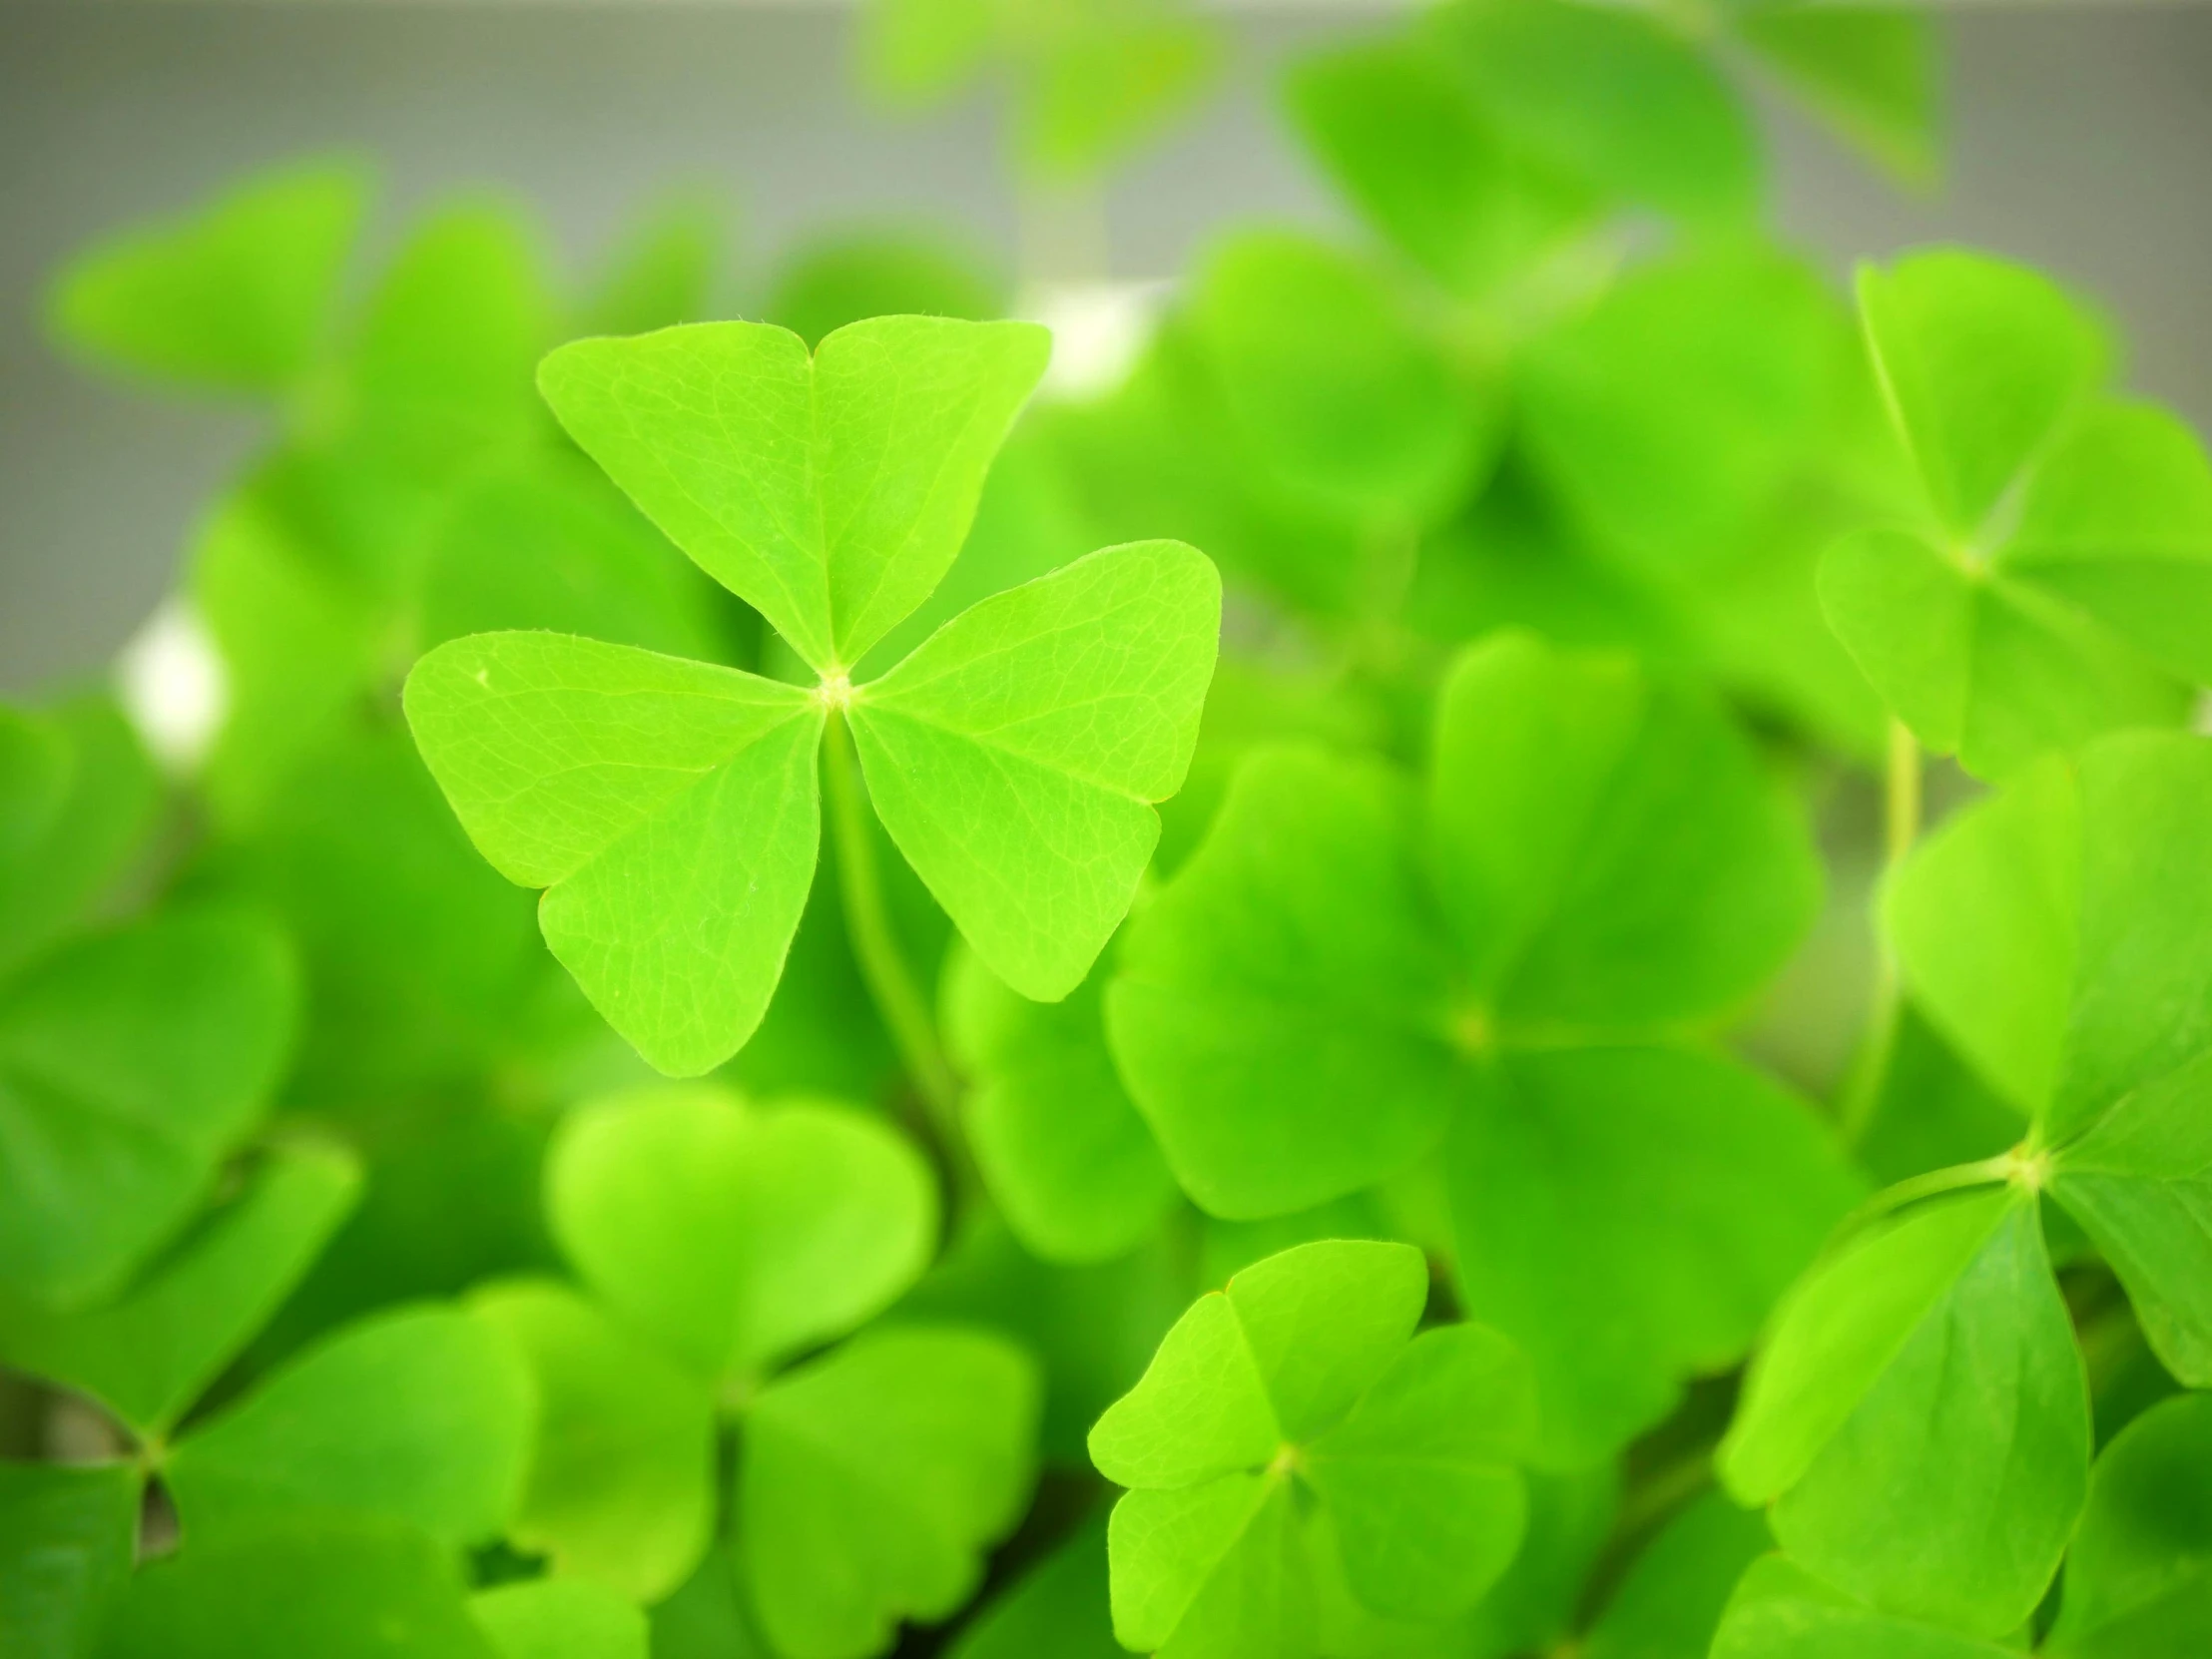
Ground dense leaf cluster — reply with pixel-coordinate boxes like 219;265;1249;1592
7;3;2212;1659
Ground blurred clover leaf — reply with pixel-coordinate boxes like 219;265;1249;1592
1108;631;1858;1460
1821;250;2212;779
2043;1390;2212;1656
859;0;1220;183
1088;1239;1535;1656
406;315;1219;1076
1708;1554;2020;1659
516;1083;1039;1657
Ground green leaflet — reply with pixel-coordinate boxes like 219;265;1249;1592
0;1142;359;1437
1731;7;1941;187
943;945;1177;1265
1090;1241;1534;1653
47;162;365;393
0;908;298;1309
539;316;1046;676
411;317;1220;1071
545;1084;936;1384
1186;231;1497;531
1822;252;2212;777
765;232;1002;351
471;1577;650;1659
97;1516;498;1659
1721;1191;2090;1636
0;1460;139;1659
162;1304;535;1549
470;1280;717;1603
1424;0;1761;230
1581;1490;1772;1659
2046;1391;2212;1657
1109;634;1845;1458
1890;731;2212;1383
1519;242;1850;568
737;1324;1041;1659
0;697;160;981
947;1509;1120;1659
1708;1555;2020;1659
404;634;826;1078
1287;38;1597;303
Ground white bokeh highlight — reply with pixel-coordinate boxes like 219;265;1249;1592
1024;279;1170;403
116;597;228;774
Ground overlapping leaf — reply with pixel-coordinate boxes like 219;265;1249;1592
1109;632;1849;1458
1821;251;2212;778
1090;1241;1534;1657
2045;1390;2212;1656
0;1460;139;1659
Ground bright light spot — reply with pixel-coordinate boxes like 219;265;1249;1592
1024;279;1169;402
817;672;855;712
116;598;227;774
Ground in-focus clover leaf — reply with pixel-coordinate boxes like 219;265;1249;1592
1109;633;1848;1458
0;908;298;1310
471;1577;650;1659
469;1279;717;1604
48;161;366;393
409;317;1219;1072
0;1141;358;1438
0;1460;139;1659
1186;231;1498;533
1720;1189;2090;1637
97;1516;498;1659
162;1304;535;1549
1708;1555;2019;1659
943;944;1176;1265
2044;1390;2212;1656
1090;1240;1534;1654
737;1323;1041;1659
545;1084;936;1385
1889;731;2212;1382
0;696;160;980
1821;251;2212;777
1424;0;1761;230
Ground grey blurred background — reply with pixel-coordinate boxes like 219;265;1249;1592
3;0;2209;695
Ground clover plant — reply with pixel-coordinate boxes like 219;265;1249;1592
8;3;2212;1659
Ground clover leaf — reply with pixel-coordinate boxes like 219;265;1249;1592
740;1324;1041;1659
1821;251;2212;778
406;316;1219;1076
1709;1556;2020;1659
546;1085;936;1384
0;1142;358;1439
470;1280;717;1604
2044;1390;2212;1656
472;1577;650;1659
1720;1189;2090;1637
1888;730;2212;1382
48;161;365;394
1108;632;1854;1459
0;908;298;1310
98;1516;499;1659
1580;1490;1771;1659
161;1303;535;1549
1089;1240;1533;1658
944;943;1176;1265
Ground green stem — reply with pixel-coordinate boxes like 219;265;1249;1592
822;711;961;1136
1838;720;1922;1146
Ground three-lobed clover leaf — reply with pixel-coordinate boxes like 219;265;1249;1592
525;1083;1040;1658
1888;730;2212;1382
1089;1240;1535;1658
1108;631;1858;1459
406;315;1220;1076
1820;250;2212;779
